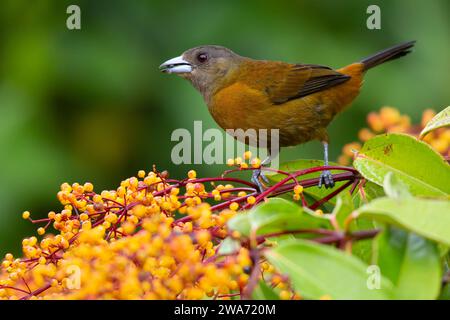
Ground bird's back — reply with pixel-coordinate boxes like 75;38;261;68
209;59;364;146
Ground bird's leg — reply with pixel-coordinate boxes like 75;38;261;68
251;156;271;193
318;142;335;188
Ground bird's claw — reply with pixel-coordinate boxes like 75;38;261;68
251;169;269;193
318;170;335;189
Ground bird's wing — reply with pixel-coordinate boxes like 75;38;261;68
266;64;351;104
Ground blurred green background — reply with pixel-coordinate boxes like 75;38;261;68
0;0;448;256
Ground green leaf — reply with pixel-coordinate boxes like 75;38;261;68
252;281;280;300
268;159;351;206
439;284;450;300
265;239;394;299
353;133;450;197
227;213;251;237
227;198;332;237
357;197;450;245
217;237;241;255
420;106;450;139
383;171;412;199
353;180;385;208
332;192;354;229
374;227;441;299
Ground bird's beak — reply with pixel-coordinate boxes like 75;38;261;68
159;56;192;74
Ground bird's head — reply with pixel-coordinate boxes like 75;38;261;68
159;45;243;101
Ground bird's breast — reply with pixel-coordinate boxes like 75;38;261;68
209;82;270;130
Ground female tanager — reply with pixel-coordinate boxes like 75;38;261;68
160;41;415;190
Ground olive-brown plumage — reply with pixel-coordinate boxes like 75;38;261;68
160;41;415;188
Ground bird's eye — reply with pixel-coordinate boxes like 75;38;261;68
197;53;208;63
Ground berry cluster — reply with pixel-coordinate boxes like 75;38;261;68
338;107;449;165
3;154;354;300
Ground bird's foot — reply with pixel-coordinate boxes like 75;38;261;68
318;170;335;189
251;168;269;193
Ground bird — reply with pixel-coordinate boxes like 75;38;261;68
160;41;415;191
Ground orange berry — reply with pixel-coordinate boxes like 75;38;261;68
367;112;384;132
358;128;374;142
337;155;350;166
421;109;436;127
343;142;361;157
380;106;401;127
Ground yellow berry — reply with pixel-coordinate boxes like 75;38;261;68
229;202;239;211
227;158;235;166
22;211;30;219
280;290;291;300
138;170;146;178
293;185;303;194
188;170;197;179
132;205;146;218
247;196;256;205
251;158;261;168
196;230;211;246
83;182;94;192
244;151;252;160
315;209;324;216
37;228;45;235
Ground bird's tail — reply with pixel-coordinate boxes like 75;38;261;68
361;41;416;71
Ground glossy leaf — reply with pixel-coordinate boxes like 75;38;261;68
217;237;240;255
374;227;441;299
357;197;450;245
227;198;331;237
265;239;394;299
252;281;279;300
383;171;412;199
353;180;385;208
332;191;354;229
354;133;450;197
420;106;450;139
